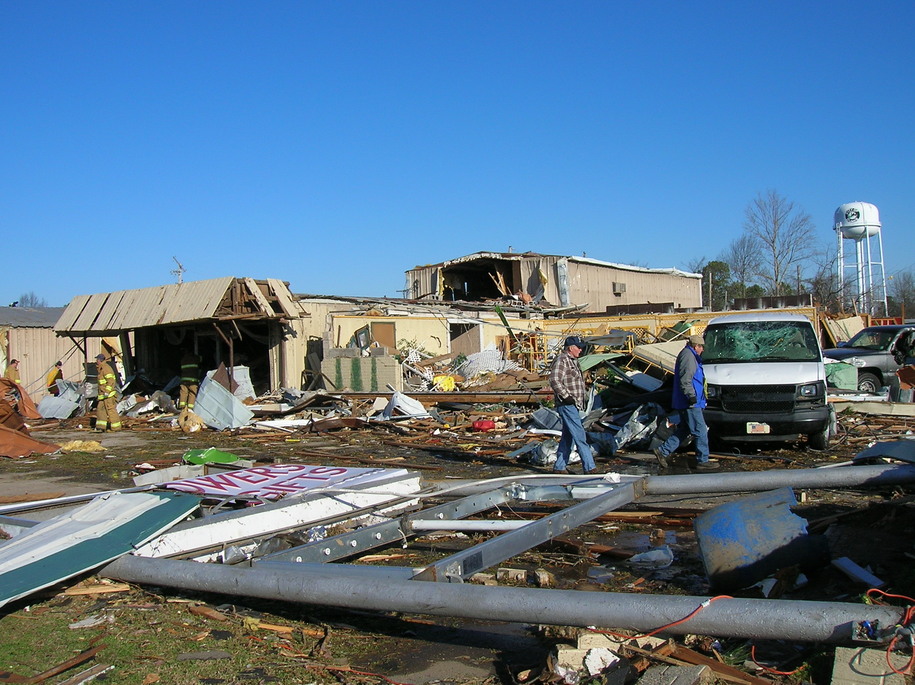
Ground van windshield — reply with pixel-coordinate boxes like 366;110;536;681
703;321;821;364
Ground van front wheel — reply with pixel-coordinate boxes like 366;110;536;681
808;426;829;450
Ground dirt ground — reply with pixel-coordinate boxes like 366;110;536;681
2;414;914;684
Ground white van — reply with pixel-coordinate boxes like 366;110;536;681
701;312;832;449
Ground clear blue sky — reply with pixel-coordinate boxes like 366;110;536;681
4;2;914;306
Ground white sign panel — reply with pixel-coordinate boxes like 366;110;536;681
164;464;409;500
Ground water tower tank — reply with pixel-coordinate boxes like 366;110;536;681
834;202;880;240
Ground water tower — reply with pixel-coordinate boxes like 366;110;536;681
834;201;888;316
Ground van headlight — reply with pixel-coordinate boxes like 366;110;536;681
707;385;720;399
846;357;866;368
798;383;820;397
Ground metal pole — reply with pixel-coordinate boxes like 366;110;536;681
641;464;915;496
102;555;904;645
410;520;528;531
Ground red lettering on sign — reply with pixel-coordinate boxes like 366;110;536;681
182;472;243;492
308;466;348;477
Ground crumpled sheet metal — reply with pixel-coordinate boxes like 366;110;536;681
0;423;59;459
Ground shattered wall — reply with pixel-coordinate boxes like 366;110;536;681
405;253;703;313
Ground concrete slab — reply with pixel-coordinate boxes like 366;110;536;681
831;646;909;684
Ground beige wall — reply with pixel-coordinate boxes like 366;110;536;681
328;312;547;357
563;261;703;312
2;327;106;398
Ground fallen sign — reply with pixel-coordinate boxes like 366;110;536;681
135;465;423;561
162;463;415;501
0;490;200;609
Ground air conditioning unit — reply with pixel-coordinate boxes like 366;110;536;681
612;282;627;295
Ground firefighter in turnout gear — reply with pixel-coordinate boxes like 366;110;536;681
95;354;122;431
178;350;201;411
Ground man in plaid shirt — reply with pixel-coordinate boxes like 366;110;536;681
549;336;596;474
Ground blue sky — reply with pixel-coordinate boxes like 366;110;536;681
3;2;914;306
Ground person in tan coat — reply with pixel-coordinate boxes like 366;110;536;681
4;359;21;385
46;361;63;396
95;354;122;432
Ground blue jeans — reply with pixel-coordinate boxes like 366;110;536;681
555;404;597;472
658;407;710;463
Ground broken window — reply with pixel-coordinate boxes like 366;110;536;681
703;321;820;363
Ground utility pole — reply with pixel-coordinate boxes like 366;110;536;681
707;269;712;311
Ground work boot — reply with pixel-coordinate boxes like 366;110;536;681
695;460;720;471
554;469;570;475
652;447;669;469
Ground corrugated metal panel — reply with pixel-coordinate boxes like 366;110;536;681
564;261;702;312
5;327;105;397
161;279;231;323
94;290;130;331
0;307;65;328
54;294;94;333
55;278;237;334
110;287;164;330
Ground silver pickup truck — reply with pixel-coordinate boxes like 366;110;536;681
823;324;915;392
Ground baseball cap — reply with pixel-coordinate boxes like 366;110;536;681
688;334;705;346
564;336;586;349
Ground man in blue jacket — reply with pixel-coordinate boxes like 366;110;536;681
654;334;719;471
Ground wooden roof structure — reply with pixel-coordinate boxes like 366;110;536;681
55;277;303;336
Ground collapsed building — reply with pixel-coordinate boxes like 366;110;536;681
44;251;702;399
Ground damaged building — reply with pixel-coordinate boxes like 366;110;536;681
54;277;309;396
404;251;704;314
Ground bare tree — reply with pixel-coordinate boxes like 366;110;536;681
805;245;846;313
889;269;915;319
17;291;48;307
685;256;707;274
721;234;762;299
743;190;818;296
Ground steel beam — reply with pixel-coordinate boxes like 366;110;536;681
411;481;639;582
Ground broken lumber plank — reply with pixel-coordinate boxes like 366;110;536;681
63;583;131;597
669;644;772;685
